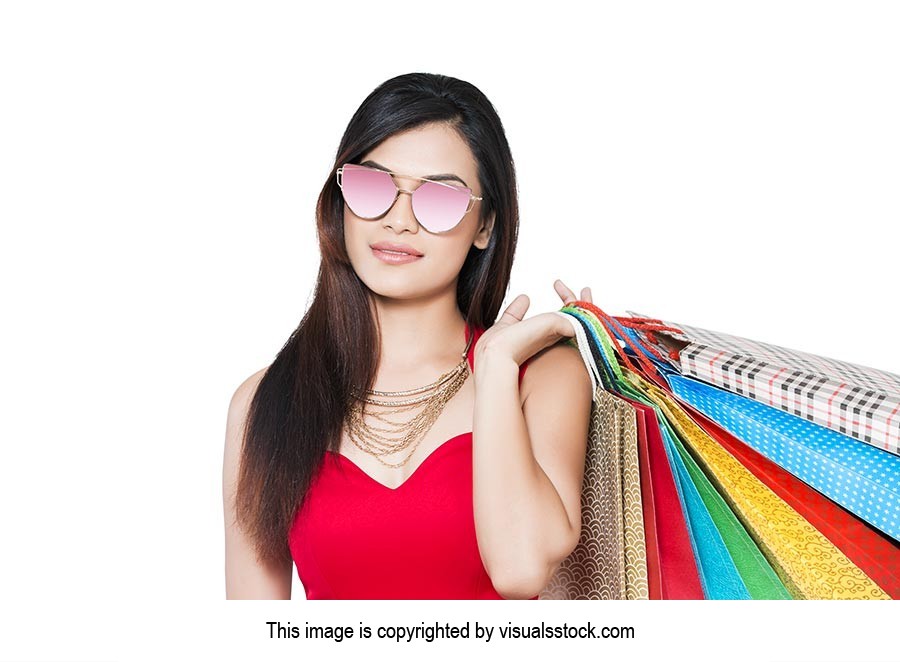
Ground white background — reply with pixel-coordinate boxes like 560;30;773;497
1;1;898;660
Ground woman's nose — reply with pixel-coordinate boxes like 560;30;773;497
382;186;420;233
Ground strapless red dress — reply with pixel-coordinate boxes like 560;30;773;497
288;322;537;599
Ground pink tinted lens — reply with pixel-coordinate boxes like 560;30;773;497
412;181;471;233
340;164;397;218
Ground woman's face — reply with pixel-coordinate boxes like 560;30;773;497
343;122;493;302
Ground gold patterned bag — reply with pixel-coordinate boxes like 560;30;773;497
540;313;649;600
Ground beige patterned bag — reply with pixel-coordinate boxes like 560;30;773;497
539;313;649;600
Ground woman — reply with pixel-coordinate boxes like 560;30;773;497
223;72;594;599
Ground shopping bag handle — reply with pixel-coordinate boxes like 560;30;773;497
553;310;601;394
564;300;674;391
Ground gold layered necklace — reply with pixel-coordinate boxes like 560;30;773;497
346;330;474;468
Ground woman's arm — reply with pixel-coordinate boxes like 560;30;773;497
472;337;593;600
223;368;293;599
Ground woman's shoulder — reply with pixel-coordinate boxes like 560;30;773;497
223;367;270;515
225;367;269;448
229;367;268;416
519;340;592;404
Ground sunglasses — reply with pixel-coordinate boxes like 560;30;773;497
336;162;482;233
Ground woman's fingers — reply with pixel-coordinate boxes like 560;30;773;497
496;293;530;327
554;279;576;304
555;279;593;305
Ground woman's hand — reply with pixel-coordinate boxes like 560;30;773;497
476;279;593;367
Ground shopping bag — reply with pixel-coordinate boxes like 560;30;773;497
560;301;893;599
630;395;709;599
625;312;900;457
629;369;890;599
682;399;900;598
633;404;664;599
667;372;900;543
567;306;799;598
606;308;900;543
539;311;648;599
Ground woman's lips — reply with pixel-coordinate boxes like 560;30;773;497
371;247;423;264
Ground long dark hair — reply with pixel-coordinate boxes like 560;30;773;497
235;72;521;565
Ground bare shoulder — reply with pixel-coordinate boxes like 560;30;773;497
231;367;268;410
224;366;269;485
520;340;592;406
227;367;268;425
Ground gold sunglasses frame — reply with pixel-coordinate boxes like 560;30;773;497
335;163;483;232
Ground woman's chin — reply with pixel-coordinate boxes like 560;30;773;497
363;277;438;302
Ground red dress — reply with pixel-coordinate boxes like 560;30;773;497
288;322;537;599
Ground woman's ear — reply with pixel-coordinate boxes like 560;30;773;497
472;211;495;250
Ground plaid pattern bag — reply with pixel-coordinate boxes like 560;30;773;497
625;312;900;456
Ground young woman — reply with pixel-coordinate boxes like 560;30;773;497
223;72;594;599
